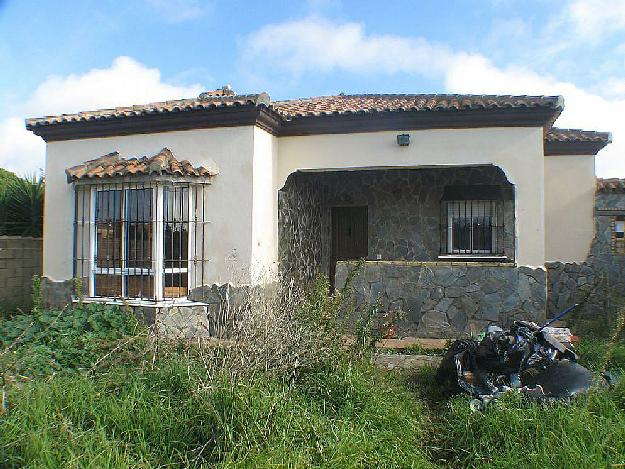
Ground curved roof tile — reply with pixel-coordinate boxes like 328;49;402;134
65;148;217;183
272;94;563;119
546;128;612;143
26;92;562;129
597;178;625;192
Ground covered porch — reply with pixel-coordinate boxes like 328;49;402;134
278;165;546;337
279;165;516;281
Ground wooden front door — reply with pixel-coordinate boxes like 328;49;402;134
330;206;368;286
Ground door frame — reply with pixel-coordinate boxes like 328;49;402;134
330;205;368;288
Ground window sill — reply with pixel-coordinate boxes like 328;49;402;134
437;254;512;263
73;297;208;308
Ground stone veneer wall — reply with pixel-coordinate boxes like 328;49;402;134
40;277;212;338
278;167;515;283
133;304;210;338
278;173;324;285
336;260;546;338
40;272;268;338
547;191;625;319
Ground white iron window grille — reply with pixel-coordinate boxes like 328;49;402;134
73;180;209;302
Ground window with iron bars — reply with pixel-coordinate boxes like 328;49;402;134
73;180;209;302
439;185;508;258
611;216;625;254
444;200;503;254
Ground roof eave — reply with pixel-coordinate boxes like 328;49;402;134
25;102;561;142
278;107;559;137
544;138;611;156
26;104;282;142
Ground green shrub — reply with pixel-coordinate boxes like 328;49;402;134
0;304;140;378
0;174;44;237
0;168;20;194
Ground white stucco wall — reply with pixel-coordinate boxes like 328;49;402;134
43;126;257;285
277;127;546;266
251;127;279;283
43;124;553;288
544;154;596;263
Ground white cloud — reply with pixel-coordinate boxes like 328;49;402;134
0;56;203;176
601;76;625;98
244;17;623;177
444;54;622;176
244;17;456;78
561;0;625;42
22;56;202;116
0;117;45;176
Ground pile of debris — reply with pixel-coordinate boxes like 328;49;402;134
436;304;618;409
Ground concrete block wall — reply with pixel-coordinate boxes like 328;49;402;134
0;236;43;310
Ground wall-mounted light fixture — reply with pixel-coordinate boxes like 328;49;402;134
397;134;410;146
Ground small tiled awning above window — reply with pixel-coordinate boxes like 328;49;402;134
65;147;218;183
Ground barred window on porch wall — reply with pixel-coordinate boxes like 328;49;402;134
440;185;507;257
73;181;210;302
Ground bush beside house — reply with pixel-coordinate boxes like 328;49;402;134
0;169;44;312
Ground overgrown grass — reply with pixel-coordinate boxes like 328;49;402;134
0;359;433;468
435;384;625;468
576;337;625;371
425;334;625;468
2;289;625;467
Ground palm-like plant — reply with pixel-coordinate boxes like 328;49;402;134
0;168;20;193
0;174;44;237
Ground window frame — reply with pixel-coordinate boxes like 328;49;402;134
446;200;497;255
611;215;625;255
87;182;194;301
445;199;500;256
162;185;192;299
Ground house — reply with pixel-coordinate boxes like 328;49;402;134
547;178;625;325
25;88;611;337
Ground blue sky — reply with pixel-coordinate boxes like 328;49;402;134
1;0;624;175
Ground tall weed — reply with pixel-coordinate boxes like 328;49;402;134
0;359;433;468
191;268;381;383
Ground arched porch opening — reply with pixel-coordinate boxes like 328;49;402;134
278;164;516;287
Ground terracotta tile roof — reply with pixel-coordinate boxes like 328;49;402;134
545;128;612;144
25;88;613;156
26;92;270;129
273;94;564;120
597;178;625;192
26;91;561;129
65;148;217;182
